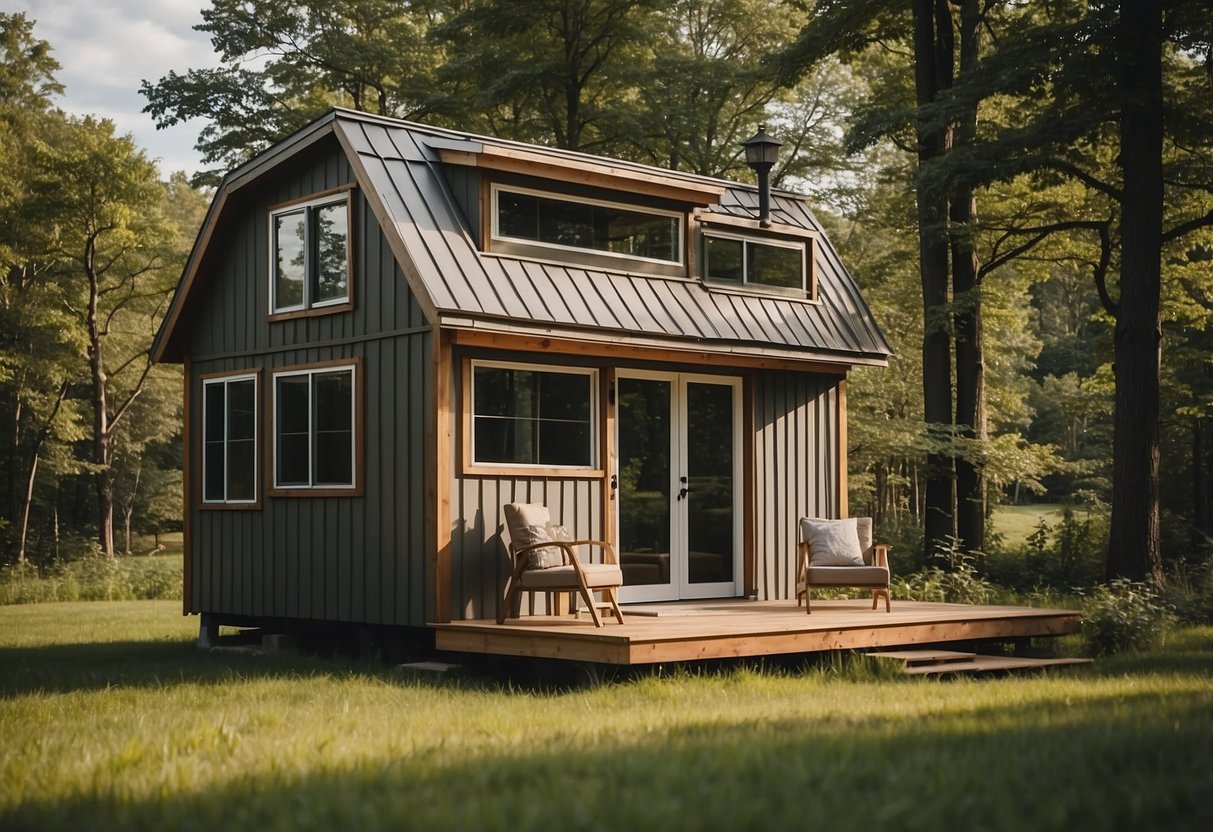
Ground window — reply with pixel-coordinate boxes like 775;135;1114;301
471;362;596;468
270;193;351;313
202;374;258;504
704;233;806;292
493;185;682;265
273;364;357;489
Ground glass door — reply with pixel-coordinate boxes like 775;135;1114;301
616;372;741;603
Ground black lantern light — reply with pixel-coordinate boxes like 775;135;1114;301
741;125;781;227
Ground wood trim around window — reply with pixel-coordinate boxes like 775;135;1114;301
459;357;604;478
266;186;357;320
198;367;263;511
265;356;365;498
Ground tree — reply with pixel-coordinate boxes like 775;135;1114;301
142;0;443;183
432;0;658;152
27;117;181;557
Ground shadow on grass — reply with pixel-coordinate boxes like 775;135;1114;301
4;682;1213;832
0;638;404;699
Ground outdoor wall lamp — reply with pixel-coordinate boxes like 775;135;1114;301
742;125;781;227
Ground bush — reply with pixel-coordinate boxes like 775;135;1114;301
894;538;996;605
0;554;182;606
1079;578;1174;656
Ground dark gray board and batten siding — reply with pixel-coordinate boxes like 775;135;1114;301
187;140;433;628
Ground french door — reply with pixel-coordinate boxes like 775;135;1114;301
615;371;742;602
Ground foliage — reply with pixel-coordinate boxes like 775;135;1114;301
1079;578;1175;657
0;553;184;605
4;603;1213;830
893;539;995;605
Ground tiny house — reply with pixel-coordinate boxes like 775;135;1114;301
153;109;893;638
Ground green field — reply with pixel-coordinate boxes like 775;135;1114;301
990;503;1070;547
2;601;1212;831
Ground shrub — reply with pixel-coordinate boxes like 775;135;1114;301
894;538;995;605
0;554;182;606
1079;578;1174;656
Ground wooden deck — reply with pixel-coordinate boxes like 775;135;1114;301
431;599;1082;665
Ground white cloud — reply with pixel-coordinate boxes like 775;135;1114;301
13;0;223;177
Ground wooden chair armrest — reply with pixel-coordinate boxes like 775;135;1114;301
563;539;619;565
874;543;890;568
511;539;574;566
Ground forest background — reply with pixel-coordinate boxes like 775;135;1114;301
2;0;1211;598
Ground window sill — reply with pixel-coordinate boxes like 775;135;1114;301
702;280;819;303
199;500;262;511
462;465;605;480
268;486;363;498
268;300;354;323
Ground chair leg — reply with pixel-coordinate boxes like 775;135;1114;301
804;586;812;615
605;586;625;624
498;579;518;624
872;588;891;612
578;585;603;627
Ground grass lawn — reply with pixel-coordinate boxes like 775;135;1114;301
3;602;1212;831
990;503;1071;547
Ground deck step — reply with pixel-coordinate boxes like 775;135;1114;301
869;649;976;666
875;652;1093;676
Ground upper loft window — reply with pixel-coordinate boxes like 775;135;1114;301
492;185;683;265
269;192;351;315
703;232;807;294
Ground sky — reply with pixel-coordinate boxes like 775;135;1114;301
14;0;222;177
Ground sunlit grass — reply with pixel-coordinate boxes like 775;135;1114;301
3;602;1212;831
990;503;1068;548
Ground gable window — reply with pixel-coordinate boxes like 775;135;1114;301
493;185;682;265
704;233;806;293
202;373;258;505
273;363;358;490
269;192;351;314
471;362;596;469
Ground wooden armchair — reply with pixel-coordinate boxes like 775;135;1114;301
497;502;625;627
795;516;891;614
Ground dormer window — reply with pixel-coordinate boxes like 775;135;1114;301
492;185;683;265
269;191;352;316
703;232;807;294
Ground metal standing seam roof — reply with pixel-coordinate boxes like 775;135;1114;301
154;108;892;366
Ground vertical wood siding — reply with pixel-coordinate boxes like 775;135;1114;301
753;371;840;600
187;139;432;627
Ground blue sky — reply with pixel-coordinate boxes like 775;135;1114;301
14;0;221;177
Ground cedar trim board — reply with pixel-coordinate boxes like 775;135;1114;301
447;328;865;374
431;600;1082;666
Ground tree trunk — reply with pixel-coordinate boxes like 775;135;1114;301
123;505;133;555
1195;418;1209;551
1106;0;1163;586
952;0;986;556
914;0;955;559
85;240;115;558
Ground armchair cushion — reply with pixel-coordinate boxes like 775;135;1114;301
804;565;889;586
801;517;866;566
519;562;624;589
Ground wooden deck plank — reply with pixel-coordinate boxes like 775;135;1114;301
430;600;1083;665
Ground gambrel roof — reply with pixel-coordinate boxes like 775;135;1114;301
155;109;892;366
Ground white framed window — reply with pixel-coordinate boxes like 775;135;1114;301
470;361;598;469
492;184;684;266
273;363;357;490
202;373;258;504
269;192;351;314
703;232;807;293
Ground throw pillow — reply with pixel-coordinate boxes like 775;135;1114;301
801;517;866;566
519;524;565;569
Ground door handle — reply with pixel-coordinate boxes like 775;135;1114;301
678;486;691;500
